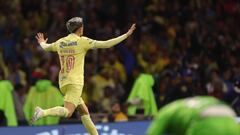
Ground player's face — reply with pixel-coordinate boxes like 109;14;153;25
112;103;121;113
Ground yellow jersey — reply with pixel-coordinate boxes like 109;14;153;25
40;33;128;88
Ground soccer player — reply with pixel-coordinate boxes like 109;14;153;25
147;96;240;135
33;17;136;135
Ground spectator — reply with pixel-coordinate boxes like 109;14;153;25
111;101;128;122
12;84;26;122
103;100;128;122
0;48;8;79
106;50;127;84
23;79;63;125
206;70;228;100
0;110;7;126
232;78;240;115
0;79;17;126
0;27;17;62
7;62;27;86
90;68;115;104
101;86;118;113
155;73;172;108
127;69;157;116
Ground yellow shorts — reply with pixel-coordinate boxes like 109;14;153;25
60;84;84;107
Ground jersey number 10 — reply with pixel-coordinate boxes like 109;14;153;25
60;55;75;73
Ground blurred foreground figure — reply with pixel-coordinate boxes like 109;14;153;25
147;96;240;135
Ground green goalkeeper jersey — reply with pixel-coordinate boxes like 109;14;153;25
147;96;239;135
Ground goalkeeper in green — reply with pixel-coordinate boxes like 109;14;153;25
147;96;240;135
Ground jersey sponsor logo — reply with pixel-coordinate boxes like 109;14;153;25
60;41;77;48
68;41;77;46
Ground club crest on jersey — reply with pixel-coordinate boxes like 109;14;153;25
60;42;67;48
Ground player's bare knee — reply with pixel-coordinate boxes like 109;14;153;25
63;107;74;118
64;101;76;118
77;104;90;116
78;108;89;116
66;112;73;118
65;109;75;118
80;110;89;116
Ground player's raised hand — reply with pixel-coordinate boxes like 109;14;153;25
126;23;136;37
35;33;48;44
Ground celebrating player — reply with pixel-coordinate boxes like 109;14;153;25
33;17;136;135
147;96;240;135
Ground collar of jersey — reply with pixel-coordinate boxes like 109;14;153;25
69;33;82;39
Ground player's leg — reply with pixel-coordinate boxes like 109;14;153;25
77;99;99;135
64;101;76;117
32;85;77;122
33;102;74;121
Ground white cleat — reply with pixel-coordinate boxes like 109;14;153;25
31;106;44;124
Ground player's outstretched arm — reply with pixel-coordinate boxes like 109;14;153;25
92;24;136;49
126;23;136;37
35;33;55;51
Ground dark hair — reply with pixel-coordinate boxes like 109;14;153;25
66;17;83;33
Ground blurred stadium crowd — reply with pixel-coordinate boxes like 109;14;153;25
0;0;240;125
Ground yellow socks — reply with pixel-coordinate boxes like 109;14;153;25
81;115;99;135
42;106;69;117
40;107;98;135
